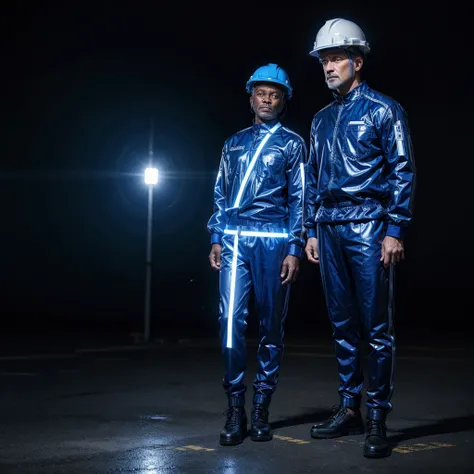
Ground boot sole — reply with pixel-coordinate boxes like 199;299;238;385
311;427;364;439
250;433;273;442
220;437;244;446
363;447;391;458
220;427;247;446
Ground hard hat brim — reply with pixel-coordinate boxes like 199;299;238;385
309;44;370;57
246;79;293;99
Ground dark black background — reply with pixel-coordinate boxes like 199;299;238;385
0;1;469;344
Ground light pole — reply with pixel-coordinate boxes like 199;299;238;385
143;118;158;343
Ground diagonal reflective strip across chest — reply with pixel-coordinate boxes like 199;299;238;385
228;122;282;211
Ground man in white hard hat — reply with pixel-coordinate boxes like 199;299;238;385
304;18;416;458
207;63;307;446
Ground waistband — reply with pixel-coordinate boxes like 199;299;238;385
227;216;288;227
224;228;288;238
320;198;383;209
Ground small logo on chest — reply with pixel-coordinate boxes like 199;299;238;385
262;154;276;166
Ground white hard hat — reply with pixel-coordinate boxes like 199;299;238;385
309;18;371;57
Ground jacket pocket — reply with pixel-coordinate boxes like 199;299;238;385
342;120;376;160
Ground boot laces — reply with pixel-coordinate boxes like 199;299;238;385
252;404;268;423
367;419;387;437
224;407;243;428
329;404;349;422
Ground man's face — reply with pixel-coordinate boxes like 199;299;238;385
319;49;362;93
250;83;285;123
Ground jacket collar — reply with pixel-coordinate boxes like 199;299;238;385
252;119;280;133
333;81;368;104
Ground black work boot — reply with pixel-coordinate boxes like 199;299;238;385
364;409;391;458
250;404;272;441
219;406;247;446
310;405;364;439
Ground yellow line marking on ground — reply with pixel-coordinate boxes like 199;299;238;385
392;442;455;454
173;438;455;454
330;439;456;455
175;445;215;452
274;435;310;444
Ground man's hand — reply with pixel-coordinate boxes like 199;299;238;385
381;236;404;268
305;237;319;264
280;255;300;285
209;243;222;270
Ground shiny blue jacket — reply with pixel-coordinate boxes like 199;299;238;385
305;82;416;239
208;120;307;258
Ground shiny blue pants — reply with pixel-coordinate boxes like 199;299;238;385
317;219;395;412
218;222;290;408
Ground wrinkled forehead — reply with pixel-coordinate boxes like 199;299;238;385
319;48;350;60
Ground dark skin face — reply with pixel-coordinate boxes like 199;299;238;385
249;83;286;123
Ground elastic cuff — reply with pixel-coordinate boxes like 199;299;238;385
307;228;317;239
340;396;360;410
211;233;222;245
228;396;245;408
287;243;303;259
386;224;404;240
253;394;271;408
367;408;388;421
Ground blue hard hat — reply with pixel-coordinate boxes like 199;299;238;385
245;63;293;99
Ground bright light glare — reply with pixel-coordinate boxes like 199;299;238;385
144;167;159;185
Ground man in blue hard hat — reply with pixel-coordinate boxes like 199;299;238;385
207;63;307;446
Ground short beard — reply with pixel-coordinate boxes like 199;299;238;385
255;110;279;122
326;77;343;91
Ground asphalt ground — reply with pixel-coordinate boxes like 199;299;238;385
0;335;472;473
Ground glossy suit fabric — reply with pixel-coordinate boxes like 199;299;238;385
208;120;307;407
305;82;416;411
